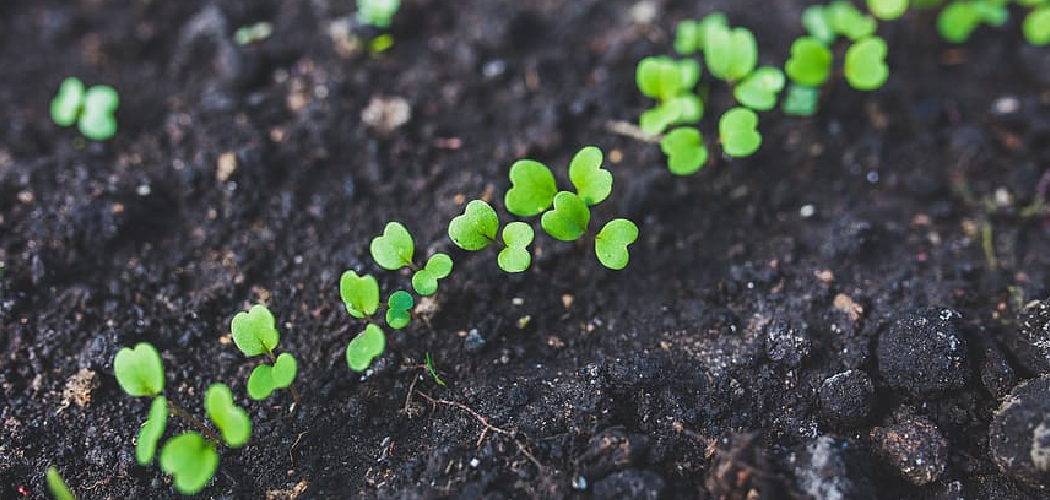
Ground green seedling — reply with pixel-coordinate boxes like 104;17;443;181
411;253;453;296
47;467;76;500
340;271;380;319
844;37;889;90
703;24;758;82
138;396;168;465
357;0;400;28
782;84;822;116
50;77;119;141
673;13;729;55
114;343;164;397
505;160;557;217
449;200;499;250
803;5;836;43
868;0;910;20
425;352;446;386
370;222;414;270
636;56;702;135
231;304;299;401
719;108;762;158
1025;6;1050;45
660;127;708;176
497;222;534;273
385;290;414;329
159;432;218;495
347;323;386;371
594;219;639;270
204;384;251;447
785;37;833;87
734;66;786;111
568;146;612;206
541;191;590;241
233;22;272;45
937;0;1008;43
827;1;877;40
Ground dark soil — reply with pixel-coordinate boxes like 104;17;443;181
3;0;1050;499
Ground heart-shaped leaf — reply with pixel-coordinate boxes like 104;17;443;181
114;343;165;397
719;108;762;158
504;160;556;217
569;146;612;206
79;86;119;141
703;25;757;82
340;271;380;319
498;222;534;273
159;432;219;495
785;37;832;87
802;5;835;44
230;304;279;357
827;0;877;40
247;353;298;400
204;384;251;448
937;1;980;42
541;191;590;241
347;324;386;372
782;84;821;116
370;222;414;270
1025;7;1050;46
448;200;499;250
271;352;297;386
734;66;785;111
867;0;909;20
50;77;84;127
595;219;639;270
136;396;168;465
411;253;453;296
660;127;708;176
639;104;681;136
385;290;414;329
844;36;889;91
636;57;699;101
46;467;75;500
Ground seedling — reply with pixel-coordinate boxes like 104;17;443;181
734;66;786;111
357;0;400;28
386;290;414;329
785;37;833;87
636;56;703;135
369;222;454;296
505;160;557;217
204;384;251;447
159;433;219;495
497;222;534;273
46;467;76;500
660;127;708;175
425;352;447;386
448;200;499;251
827;0;877;39
703;24;758;83
868;0;910;20
541;191;590;241
844;36;889;90
937;0;1008;43
595;219;640;270
1025;6;1050;45
339;271;422;371
230;304;300;401
50;77;119;141
347;323;385;371
340;271;380;319
411;254;453;295
568;146;613;206
719;108;762;158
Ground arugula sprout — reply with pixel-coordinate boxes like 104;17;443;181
595;219;640;270
159;432;218;495
937;0;1008;43
719;108;762;158
357;0;400;29
247;353;297;401
568;146;613;206
785;37;833;87
204;384;251;447
114;343;164;397
827;0;878;39
868;0;910;20
347;324;386;371
734;67;786;111
844;36;889;90
411;253;453;296
498;222;534;273
505;160;557;217
370;222;414;270
231;304;299;401
47;467;76;500
636;57;703;135
1024;6;1050;45
703;24;758;82
340;271;380;319
448;200;499;250
50;77;119;141
660;127;708;175
782;84;822;116
541;192;590;241
385;290;414;329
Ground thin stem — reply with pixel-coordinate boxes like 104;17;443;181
605;120;663;144
167;399;221;443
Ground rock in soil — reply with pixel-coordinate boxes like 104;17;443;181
989;374;1050;490
818;370;874;426
870;407;948;486
877;308;968;396
1006;299;1050;374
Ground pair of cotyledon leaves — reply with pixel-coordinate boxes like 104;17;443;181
339;271;417;372
790;3;888;91
230;304;299;400
114;343;251;494
50;77;119;141
370;222;453;296
673;13;757;82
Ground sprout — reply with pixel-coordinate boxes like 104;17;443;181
204;384;251;448
497;222;534;273
719;108;762;158
734;66;786;111
594;219;639;270
785;37;833;87
357;0;400;29
803;5;836;44
159;432;219;495
425;352;446;386
505;160;557;217
411;253;453;296
937;0;1008;43
782;84;822;116
369;222;414;270
868;0;910;20
231;305;299;401
541;191;590;241
50;77;119;141
137;396;168;465
247;353;298;401
827;1;877;40
114;343;164;397
844;37;889;90
448;200;499;250
339;271;380;319
568;146;612;206
47;467;76;500
347;324;386;371
660;128;708;176
385;291;414;329
1025;7;1050;46
703;24;758;82
636;57;703;135
233;22;272;45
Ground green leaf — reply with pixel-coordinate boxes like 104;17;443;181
785;37;832;87
113;343;164;397
802;5;835;44
385;290;414;329
699;13;730;46
347;324;386;372
339;271;380;319
79;86;118;141
46;467;77;500
674;19;702;55
782;84;822;116
667;94;704;123
204;383;251;448
230;304;279;357
370;222;414;270
411;253;453;296
426;352;446;386
136;396;168;465
734;66;785;111
660;128;708;176
540;191;590;241
448;200;499;250
271;353;297;387
159;432;219;495
868;0;909;20
703;25;758;82
51;77;84;127
568;146;612;206
1025;7;1050;46
973;0;1008;27
937;1;980;42
719;108;762;158
357;0;400;28
636;57;700;101
504;160;557;217
828;0;877;39
844;36;889;91
498;222;534;273
595;219;639;270
247;353;298;400
639;104;681;136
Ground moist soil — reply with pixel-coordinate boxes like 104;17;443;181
3;0;1050;499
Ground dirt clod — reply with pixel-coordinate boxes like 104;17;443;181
990;375;1050;490
877;308;968;396
870;407;948;486
819;370;874;426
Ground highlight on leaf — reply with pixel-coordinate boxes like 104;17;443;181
734;66;786;111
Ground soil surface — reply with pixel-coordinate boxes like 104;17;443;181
3;0;1050;499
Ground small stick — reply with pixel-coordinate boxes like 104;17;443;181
605;120;663;144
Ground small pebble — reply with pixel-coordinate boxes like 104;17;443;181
819;370;874;425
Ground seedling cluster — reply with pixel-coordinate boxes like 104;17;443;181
50;77;119;141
